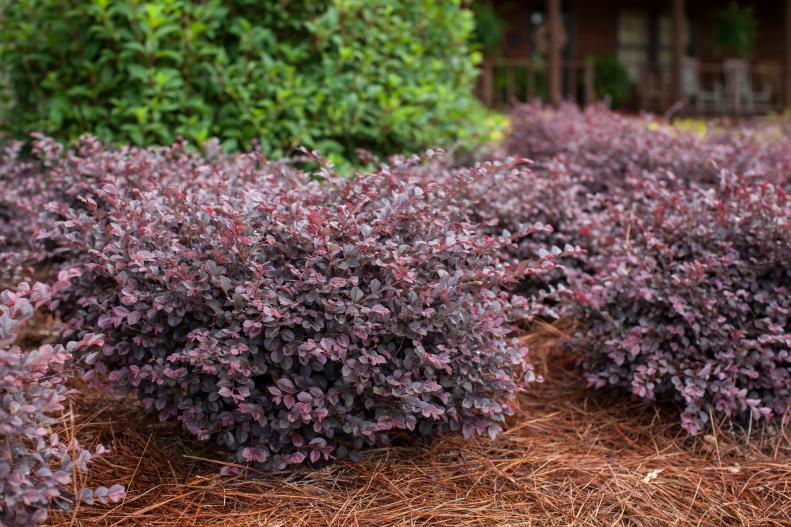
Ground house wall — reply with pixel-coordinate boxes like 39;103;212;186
490;0;787;66
485;0;789;110
752;1;785;63
574;0;617;58
690;0;785;64
494;0;536;58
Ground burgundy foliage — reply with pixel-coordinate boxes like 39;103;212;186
33;142;569;470
503;103;791;433
506;102;791;192
0;138;51;278
465;160;590;316
0;281;123;525
0;134;238;283
405;155;588;316
574;177;791;433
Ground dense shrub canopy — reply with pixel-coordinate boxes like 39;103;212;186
506;102;791;192
422;156;591;315
0;281;123;525
574;178;791;433
0;139;47;275
27;139;570;469
0;134;242;282
501;103;791;433
499;102;791;287
0;0;487;163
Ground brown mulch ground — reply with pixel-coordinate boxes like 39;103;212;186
49;323;791;527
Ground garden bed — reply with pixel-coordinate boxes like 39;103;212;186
2;108;788;526
50;323;791;527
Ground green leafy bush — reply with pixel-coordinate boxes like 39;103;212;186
593;54;631;108
713;2;757;58
0;0;488;163
471;2;504;52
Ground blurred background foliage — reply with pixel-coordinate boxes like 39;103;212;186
470;1;504;53
712;2;757;59
593;54;631;108
0;0;493;165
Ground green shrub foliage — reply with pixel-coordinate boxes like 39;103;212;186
0;0;486;162
593;55;632;108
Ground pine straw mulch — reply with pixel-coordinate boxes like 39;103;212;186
49;322;791;527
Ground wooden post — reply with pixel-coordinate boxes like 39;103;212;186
729;61;742;114
482;59;494;108
527;61;536;100
671;0;685;103
568;64;577;102
506;66;515;104
785;0;791;109
547;0;562;105
584;58;595;105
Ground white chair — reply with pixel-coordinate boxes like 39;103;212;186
723;59;772;115
682;57;723;114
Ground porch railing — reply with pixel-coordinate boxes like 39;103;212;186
479;57;783;115
640;61;783;115
477;57;596;109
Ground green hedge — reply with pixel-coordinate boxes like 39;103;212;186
0;0;488;163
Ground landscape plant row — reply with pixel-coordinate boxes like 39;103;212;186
574;177;791;433
0;281;123;526
506;102;791;192
502;103;791;433
1;104;790;521
0;138;577;481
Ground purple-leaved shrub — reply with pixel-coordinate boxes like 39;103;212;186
574;177;791;433
506;102;791;192
0;134;252;284
500;103;791;432
37;144;573;470
435;157;592;316
0;280;123;525
0;138;52;279
494;104;791;316
506;102;714;192
399;154;588;316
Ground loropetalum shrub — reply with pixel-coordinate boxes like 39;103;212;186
501;104;791;432
506;102;791;192
485;106;685;284
40;146;573;470
505;102;709;192
0;138;53;279
493;103;791;318
574;178;791;433
0;0;489;165
0;133;282;284
0;280;124;525
422;156;591;317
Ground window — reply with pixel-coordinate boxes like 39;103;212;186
617;10;650;82
657;15;691;79
617;10;692;83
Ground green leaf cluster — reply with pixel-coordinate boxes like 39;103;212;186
593;54;631;108
0;0;490;163
712;2;757;59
